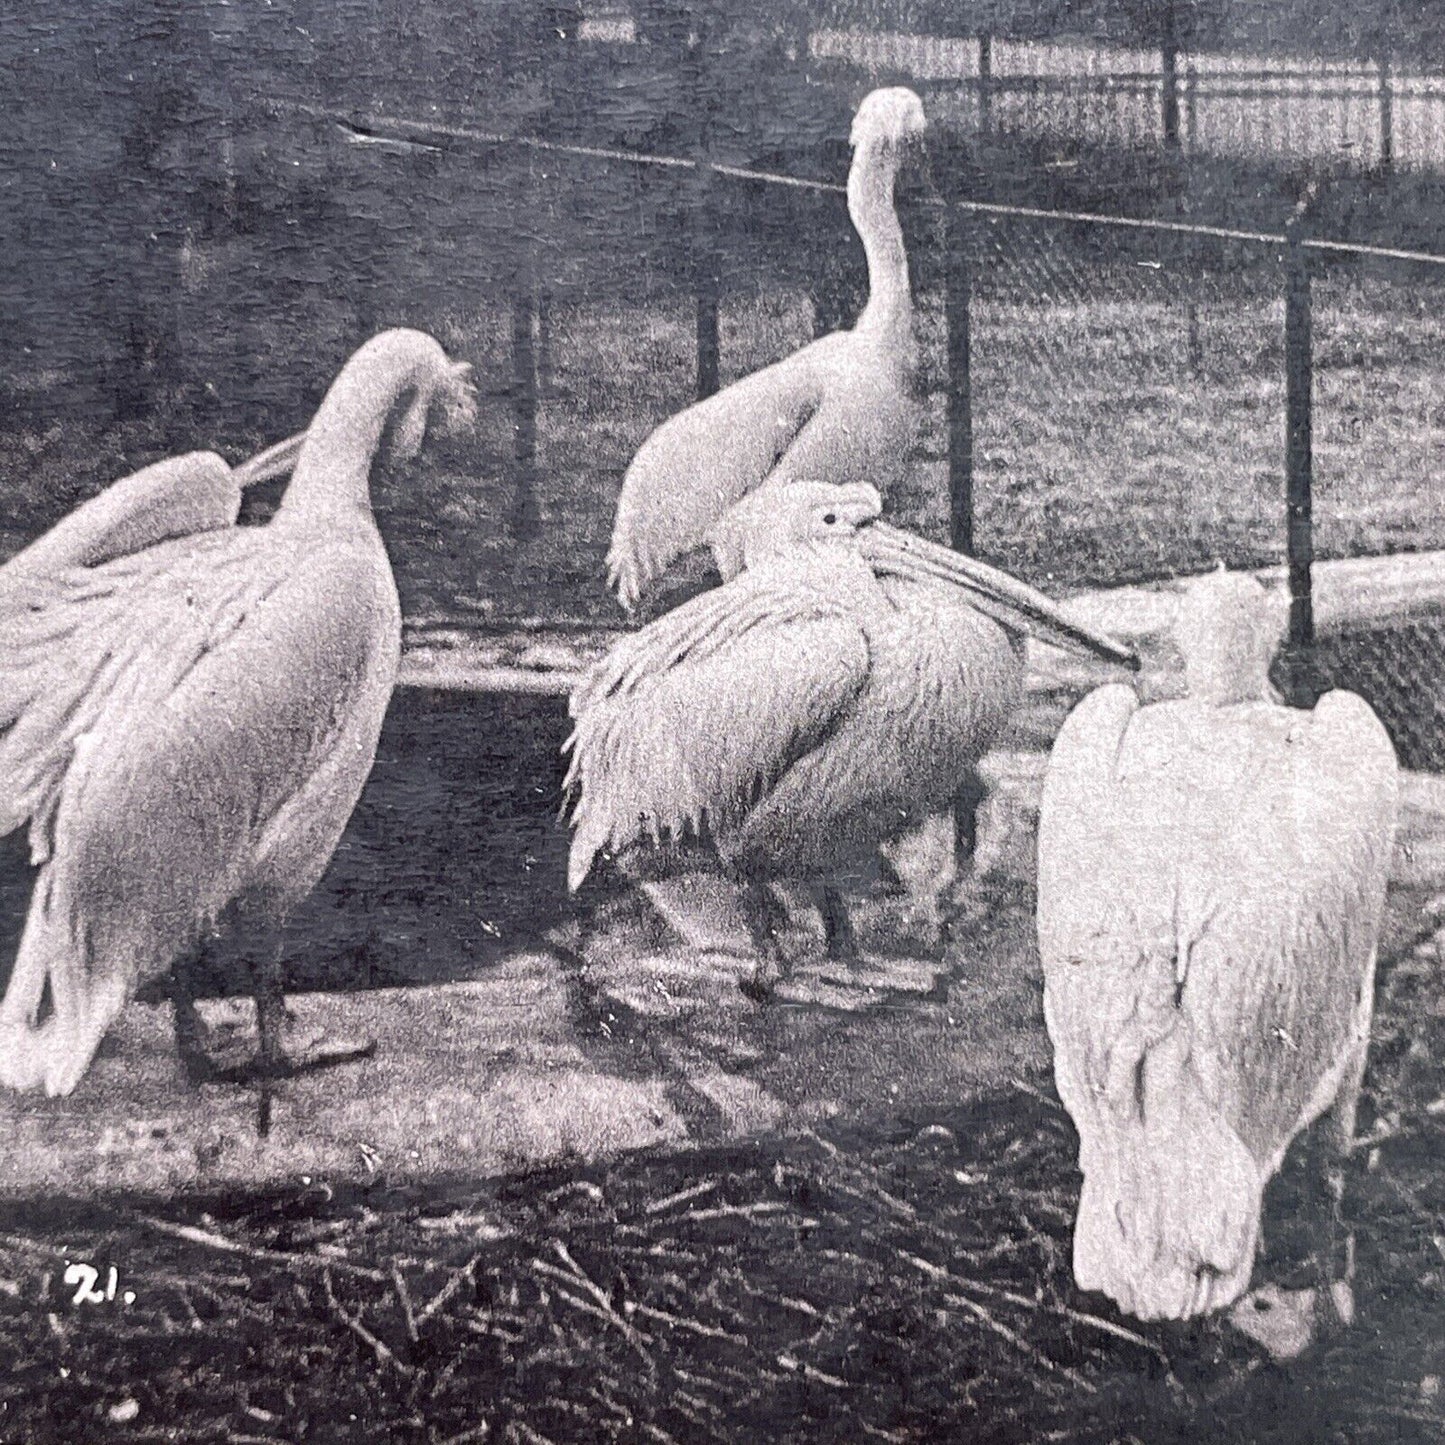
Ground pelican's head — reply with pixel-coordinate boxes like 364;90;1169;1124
1174;566;1287;705
709;481;882;576
850;87;928;154
392;349;478;463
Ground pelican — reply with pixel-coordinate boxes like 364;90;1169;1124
568;481;1137;978
607;86;927;611
0;328;475;1118
1036;568;1399;1352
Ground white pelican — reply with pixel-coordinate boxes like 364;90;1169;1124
0;329;475;1116
568;481;1137;978
1037;568;1398;1350
607;86;927;611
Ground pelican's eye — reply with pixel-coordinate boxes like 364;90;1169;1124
822;513;838;525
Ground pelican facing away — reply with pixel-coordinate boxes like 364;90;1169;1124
0;328;475;1106
568;482;1137;975
1037;569;1398;1349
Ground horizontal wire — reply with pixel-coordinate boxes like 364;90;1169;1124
293;102;1445;265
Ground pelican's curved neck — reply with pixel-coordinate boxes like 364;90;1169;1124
277;334;435;523
848;141;911;339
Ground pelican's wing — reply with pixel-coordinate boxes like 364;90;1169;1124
1184;690;1399;1163
1037;683;1150;1124
1036;684;1140;937
0;532;257;849
2;453;242;580
606;347;829;608
565;579;871;889
2;435;305;583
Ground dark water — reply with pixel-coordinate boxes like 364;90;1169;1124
0;688;575;1002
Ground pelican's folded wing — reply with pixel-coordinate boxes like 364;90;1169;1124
606;351;827;607
564;580;871;889
1184;689;1399;1166
1036;684;1154;1116
0;531;253;853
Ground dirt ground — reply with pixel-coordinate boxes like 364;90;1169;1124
0;850;1442;1443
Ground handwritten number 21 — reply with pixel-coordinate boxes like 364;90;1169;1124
64;1263;117;1305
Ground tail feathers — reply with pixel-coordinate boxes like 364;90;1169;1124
1073;1038;1264;1321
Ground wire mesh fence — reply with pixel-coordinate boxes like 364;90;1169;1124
5;80;1445;765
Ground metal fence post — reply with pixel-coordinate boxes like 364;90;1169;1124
510;163;542;543
945;191;974;557
978;33;994;134
693;158;721;401
688;9;720;402
1283;212;1315;700
1378;53;1395;173
1161;3;1180;154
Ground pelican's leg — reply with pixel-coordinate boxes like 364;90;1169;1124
818;886;861;964
0;924;48;1092
1230;1027;1369;1359
250;942;376;1137
740;879;789;999
169;935;213;1084
171;971;214;1086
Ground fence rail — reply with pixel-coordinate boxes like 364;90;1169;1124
813;28;1445;174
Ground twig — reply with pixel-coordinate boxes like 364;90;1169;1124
1010;1075;1065;1112
321;1268;413;1376
418;1252;482;1328
391;1264;420;1343
506;1418;558;1445
0;1232;66;1259
942;1292;1095;1393
643;1178;720;1215
828;1175;918;1222
132;1215;389;1282
532;1260;653;1362
678;1202;793;1223
902;1251;1171;1370
801;1128;843;1159
437;1424;491;1445
777;1352;849;1388
463;1317;526;1346
551;1239;663;1354
628;1301;748;1345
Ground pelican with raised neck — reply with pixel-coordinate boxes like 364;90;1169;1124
0;328;475;1127
607;86;928;610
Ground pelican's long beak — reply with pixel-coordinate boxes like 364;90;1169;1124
234;430;307;489
860;522;1140;670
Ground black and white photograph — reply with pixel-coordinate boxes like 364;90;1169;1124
1;1;1443;1439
